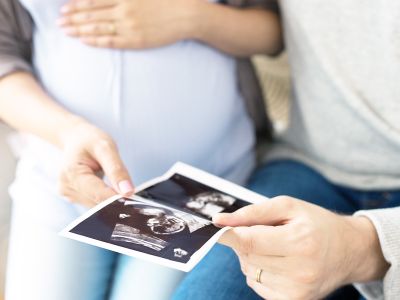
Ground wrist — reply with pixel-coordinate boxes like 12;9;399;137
56;115;90;150
185;0;213;41
343;216;389;283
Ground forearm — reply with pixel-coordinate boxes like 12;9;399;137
0;72;85;148
189;2;282;57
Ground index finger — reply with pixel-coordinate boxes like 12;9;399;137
78;173;117;206
66;163;117;205
89;139;134;195
213;196;298;227
61;0;116;14
219;225;292;256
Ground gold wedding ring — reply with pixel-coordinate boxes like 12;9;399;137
109;22;116;35
256;268;263;284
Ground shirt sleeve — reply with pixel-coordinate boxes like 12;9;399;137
353;207;400;300
0;0;33;79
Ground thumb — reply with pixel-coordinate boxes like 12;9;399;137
91;140;134;195
213;196;296;227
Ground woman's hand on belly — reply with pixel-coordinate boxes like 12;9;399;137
58;122;134;207
56;0;282;56
57;0;200;49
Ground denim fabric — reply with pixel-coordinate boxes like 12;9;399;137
172;160;400;300
5;171;185;300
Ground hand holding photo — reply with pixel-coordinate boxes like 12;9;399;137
60;162;268;272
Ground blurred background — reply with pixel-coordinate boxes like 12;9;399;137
0;54;290;300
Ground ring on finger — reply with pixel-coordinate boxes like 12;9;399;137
108;22;117;35
256;268;263;284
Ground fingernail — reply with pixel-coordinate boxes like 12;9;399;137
118;180;134;195
212;213;225;225
213;222;224;229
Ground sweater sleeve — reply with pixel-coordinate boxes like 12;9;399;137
0;0;33;79
353;207;400;300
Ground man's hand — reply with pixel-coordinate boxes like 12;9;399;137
57;0;201;49
58;121;134;207
214;196;389;300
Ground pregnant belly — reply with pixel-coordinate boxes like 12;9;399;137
33;34;254;182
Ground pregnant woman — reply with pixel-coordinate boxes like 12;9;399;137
0;0;281;299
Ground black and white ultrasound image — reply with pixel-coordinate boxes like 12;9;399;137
69;198;219;263
137;174;249;220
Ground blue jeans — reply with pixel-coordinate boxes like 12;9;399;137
172;160;400;300
6;165;185;300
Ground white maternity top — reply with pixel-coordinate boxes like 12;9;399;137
15;0;255;190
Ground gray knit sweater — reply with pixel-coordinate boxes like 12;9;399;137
265;1;400;298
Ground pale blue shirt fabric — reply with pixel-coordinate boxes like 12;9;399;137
6;2;255;300
18;0;255;188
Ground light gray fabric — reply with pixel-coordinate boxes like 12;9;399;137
267;1;400;190
265;1;400;299
354;208;400;300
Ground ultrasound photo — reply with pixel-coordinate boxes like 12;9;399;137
68;198;217;264
61;162;265;271
136;173;250;220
